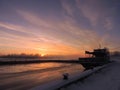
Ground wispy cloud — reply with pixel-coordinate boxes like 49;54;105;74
0;15;81;55
61;0;120;50
103;18;113;30
0;0;119;55
18;9;109;50
75;0;114;29
61;0;75;17
15;10;103;54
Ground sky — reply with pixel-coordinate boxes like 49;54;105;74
0;0;120;58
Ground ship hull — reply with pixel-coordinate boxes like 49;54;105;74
79;57;110;70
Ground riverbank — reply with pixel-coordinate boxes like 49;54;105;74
0;58;81;65
62;61;120;90
31;63;108;90
31;58;120;90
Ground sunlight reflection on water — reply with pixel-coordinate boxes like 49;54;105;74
0;62;85;89
0;63;71;73
0;62;84;74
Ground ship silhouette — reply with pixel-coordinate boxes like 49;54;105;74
79;48;110;69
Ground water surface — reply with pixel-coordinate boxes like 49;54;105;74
0;62;84;90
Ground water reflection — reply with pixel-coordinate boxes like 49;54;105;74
0;63;85;89
0;63;72;73
0;63;84;74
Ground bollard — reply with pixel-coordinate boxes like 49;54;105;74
63;73;69;80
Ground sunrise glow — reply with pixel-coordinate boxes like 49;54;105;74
0;0;120;59
41;54;45;57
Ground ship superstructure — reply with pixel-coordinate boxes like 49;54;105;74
79;48;110;69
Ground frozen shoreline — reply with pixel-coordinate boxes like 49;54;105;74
64;61;120;90
31;57;120;90
31;63;109;90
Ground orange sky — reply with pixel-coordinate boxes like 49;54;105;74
0;0;120;59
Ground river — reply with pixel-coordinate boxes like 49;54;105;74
0;62;84;90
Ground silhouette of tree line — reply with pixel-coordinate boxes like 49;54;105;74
111;51;120;57
0;53;41;59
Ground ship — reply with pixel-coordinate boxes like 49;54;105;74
79;48;111;70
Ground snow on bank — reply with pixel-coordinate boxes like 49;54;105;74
30;64;108;90
62;61;120;90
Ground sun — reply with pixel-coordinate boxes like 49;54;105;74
41;54;45;57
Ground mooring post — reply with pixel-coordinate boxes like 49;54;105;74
63;73;69;80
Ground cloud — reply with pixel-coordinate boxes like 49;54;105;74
1;6;117;55
0;21;62;43
0;22;34;36
76;0;101;26
0;14;81;55
17;10;107;50
73;0;119;48
17;10;57;31
0;0;119;56
0;22;64;50
75;0;115;29
61;0;75;17
104;18;113;30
